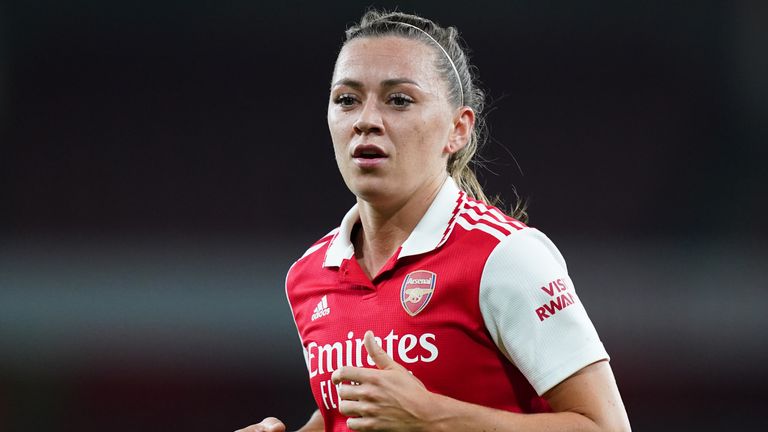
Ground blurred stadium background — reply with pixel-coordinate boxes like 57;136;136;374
1;1;766;430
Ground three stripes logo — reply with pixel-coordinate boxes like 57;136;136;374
311;295;331;321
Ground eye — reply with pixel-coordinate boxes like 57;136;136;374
333;94;359;108
388;93;414;108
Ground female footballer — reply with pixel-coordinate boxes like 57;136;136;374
237;9;630;432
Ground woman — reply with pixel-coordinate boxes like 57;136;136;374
238;10;630;432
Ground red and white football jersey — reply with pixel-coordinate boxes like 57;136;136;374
286;178;608;431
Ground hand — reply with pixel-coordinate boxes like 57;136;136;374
331;331;435;431
235;417;286;432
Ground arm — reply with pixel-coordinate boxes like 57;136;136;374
428;360;629;431
235;410;323;432
333;332;630;432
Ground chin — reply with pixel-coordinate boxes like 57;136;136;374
347;176;398;204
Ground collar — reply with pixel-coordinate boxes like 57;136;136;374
323;177;464;267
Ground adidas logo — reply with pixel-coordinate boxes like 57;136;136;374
311;295;331;321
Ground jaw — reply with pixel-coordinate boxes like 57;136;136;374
336;145;450;210
344;170;398;203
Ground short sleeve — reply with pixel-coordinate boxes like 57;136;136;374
479;228;609;395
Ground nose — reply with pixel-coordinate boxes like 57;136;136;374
353;100;384;135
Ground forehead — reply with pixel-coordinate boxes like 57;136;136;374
333;36;441;86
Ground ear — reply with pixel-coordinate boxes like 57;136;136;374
445;106;475;155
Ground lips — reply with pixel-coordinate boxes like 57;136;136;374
352;144;388;159
351;144;388;168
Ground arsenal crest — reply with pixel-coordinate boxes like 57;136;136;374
400;270;437;316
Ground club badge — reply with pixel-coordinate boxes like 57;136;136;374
400;270;437;316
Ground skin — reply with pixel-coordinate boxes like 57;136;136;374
236;35;630;432
327;36;474;279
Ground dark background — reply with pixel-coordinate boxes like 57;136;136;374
1;1;766;431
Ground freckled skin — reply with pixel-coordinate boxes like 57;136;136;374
327;36;457;210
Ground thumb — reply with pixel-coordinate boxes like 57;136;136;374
363;330;403;371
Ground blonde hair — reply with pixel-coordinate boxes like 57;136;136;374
343;9;528;222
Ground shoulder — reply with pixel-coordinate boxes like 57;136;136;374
444;195;566;273
484;227;568;278
287;228;339;276
453;196;529;245
447;197;567;279
285;227;339;296
457;196;563;268
448;196;560;266
455;196;569;298
289;227;339;272
476;226;569;309
298;228;339;261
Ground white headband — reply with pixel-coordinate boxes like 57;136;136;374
389;21;465;106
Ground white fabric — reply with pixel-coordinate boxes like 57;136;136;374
320;176;608;395
300;228;338;260
479;228;609;395
323;208;358;267
399;177;460;258
323;177;460;267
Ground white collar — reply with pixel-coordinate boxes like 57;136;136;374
323;177;463;267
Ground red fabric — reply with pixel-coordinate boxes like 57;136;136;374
286;199;550;431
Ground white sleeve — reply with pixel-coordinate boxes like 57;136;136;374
479;228;609;395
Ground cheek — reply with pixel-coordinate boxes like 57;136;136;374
328;113;346;151
328;111;352;139
330;138;347;169
414;119;449;160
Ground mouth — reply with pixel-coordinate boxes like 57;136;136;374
352;144;388;159
351;144;388;168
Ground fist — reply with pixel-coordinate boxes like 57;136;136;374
235;417;286;432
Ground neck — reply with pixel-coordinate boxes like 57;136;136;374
353;173;447;279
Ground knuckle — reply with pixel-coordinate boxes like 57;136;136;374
366;374;380;385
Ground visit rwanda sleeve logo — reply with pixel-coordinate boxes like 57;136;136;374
400;270;437;316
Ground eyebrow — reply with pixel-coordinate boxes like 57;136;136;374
330;78;422;90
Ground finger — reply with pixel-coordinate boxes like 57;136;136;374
332;365;378;385
363;330;402;371
338;398;369;417
347;415;376;431
338;382;373;401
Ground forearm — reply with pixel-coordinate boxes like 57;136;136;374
295;410;323;432
423;360;630;432
428;394;611;432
